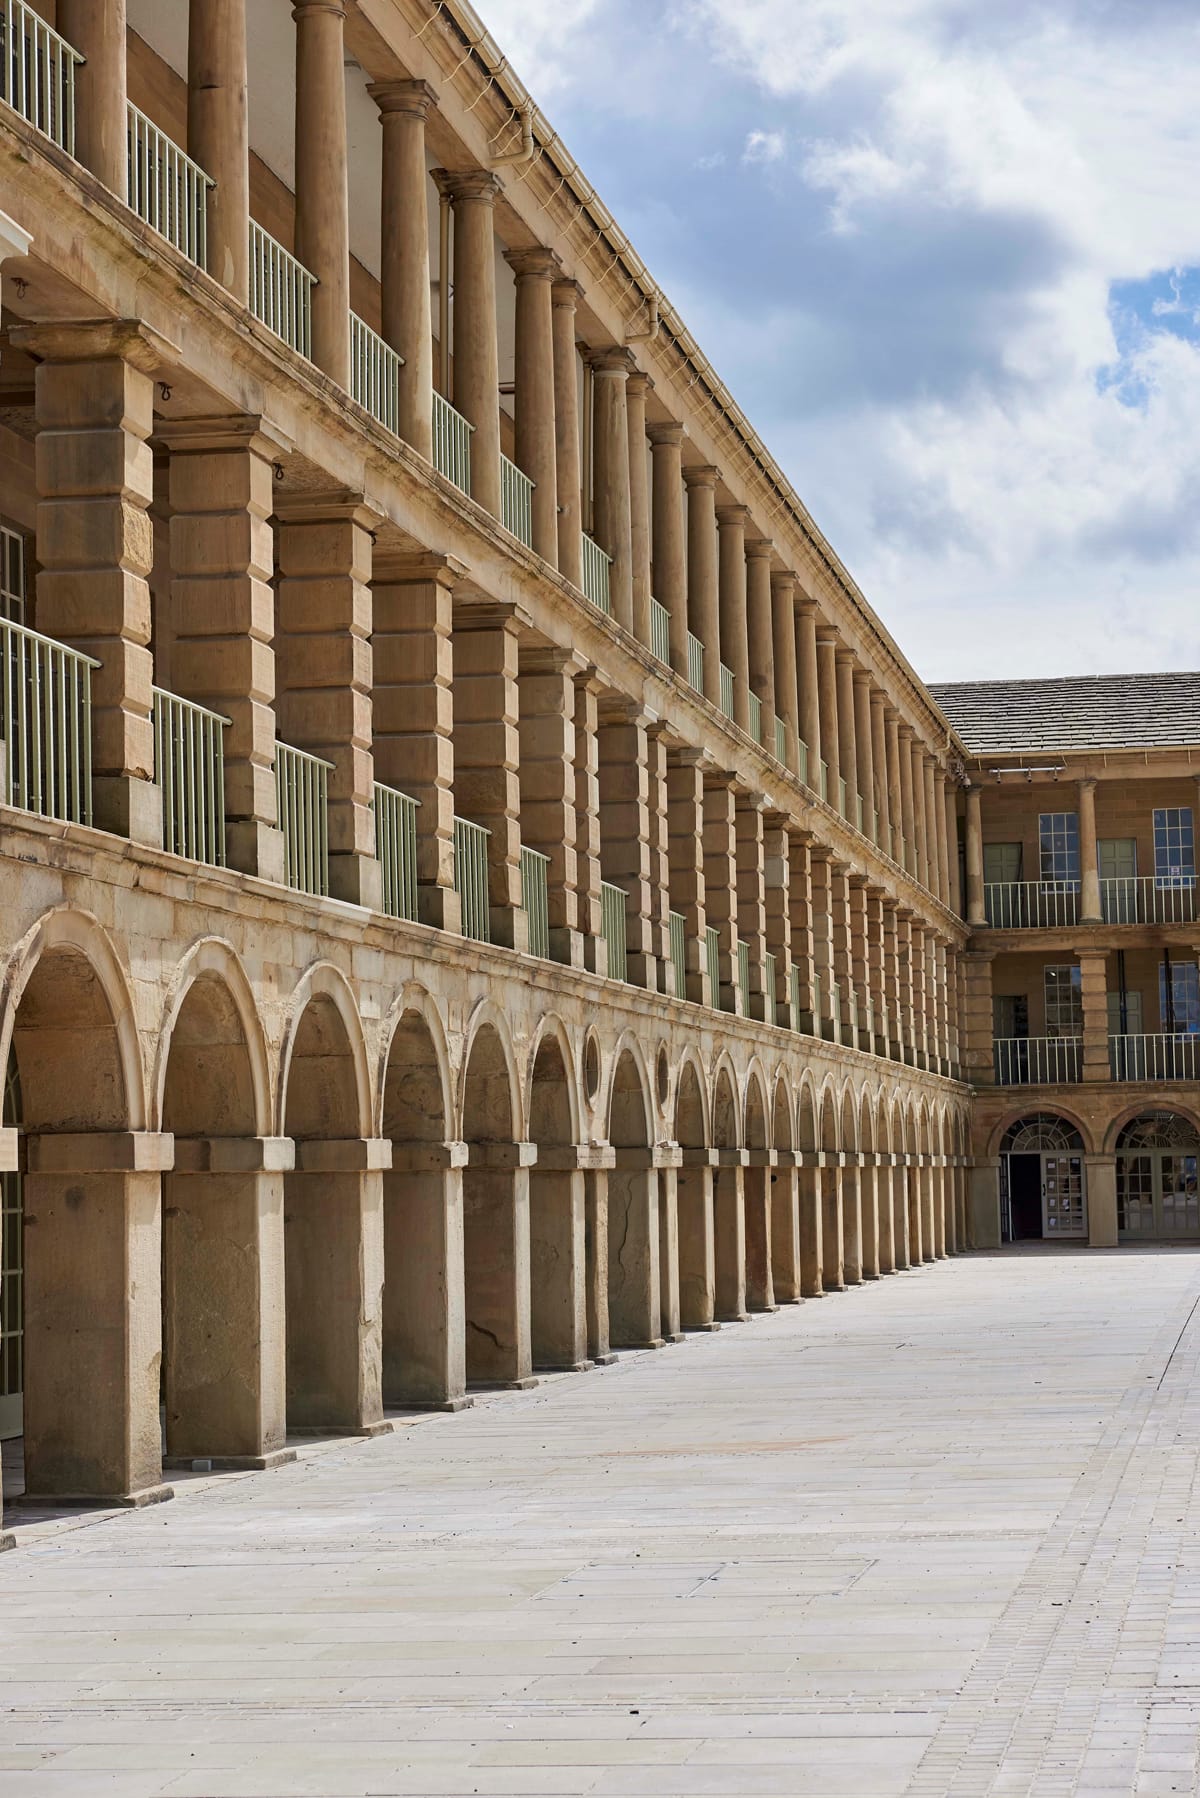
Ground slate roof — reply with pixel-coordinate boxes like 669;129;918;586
929;672;1200;755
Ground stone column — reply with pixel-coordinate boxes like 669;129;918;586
882;900;903;1057
506;247;561;566
877;1160;897;1274
383;1142;468;1410
771;572;800;771
188;0;250;300
437;169;503;516
897;726;917;878
23;1130;174;1503
598;699;656;987
797;602;821;786
935;770;952;908
822;1161;845;1291
764;811;793;1025
849;876;872;1048
744;1152;777;1313
371;552;461;930
810;851;838;1038
943;777;962;915
871;691;891;857
463;1145;535;1387
164;1135;293;1463
885;709;905;866
591;347;634;630
573;669;605;973
163;413;283;881
1079;776;1102;923
677;1151;717;1329
552;280;584;586
658;1156;682;1343
274;493;381;907
965;785;987;926
626;372;653;646
854;672;875;842
667;749;711;1005
645;723;673;993
17;320;164;846
770;1157;802;1302
650;422;688;676
836;650;857;821
923;755;941;900
608;1153;663;1348
717;505;751;731
746;538;775;742
293;1;351;385
1079;950;1110;1083
841;1159;862;1284
369;81;437;459
518;646;583;964
714;1152;748;1323
789;830;818;1034
910;739;930;890
530;1149;589;1371
798;1162;824;1296
286;1138;388;1430
703;772;741;1013
685;465;721;707
867;887;889;1053
453;603;528;951
736;790;769;1020
58;0;127;193
830;864;855;1045
584;1167;614;1363
1086;1154;1118;1248
816;629;840;804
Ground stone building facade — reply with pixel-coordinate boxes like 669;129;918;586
0;0;1187;1540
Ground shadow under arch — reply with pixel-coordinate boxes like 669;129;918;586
606;1044;662;1350
674;1052;716;1333
711;1058;746;1324
460;1018;531;1389
743;1067;774;1314
528;1021;589;1373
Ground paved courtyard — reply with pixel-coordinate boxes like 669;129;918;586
3;1248;1200;1797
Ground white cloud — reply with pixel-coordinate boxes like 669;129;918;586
742;128;785;165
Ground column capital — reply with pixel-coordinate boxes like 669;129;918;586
273;486;384;531
11;317;177;371
648;420;684;448
770;568;797;595
367;77;439;118
504;244;562;281
853;667;874;689
716;502;751;528
292;2;346;16
745;536;773;562
815;625;840;647
371;549;467;587
1078;773;1098;791
682;462;719;489
626;370;653;399
835;646;856;666
517;642;588;678
588;343;636;376
552;276;585;307
431;166;502;205
155;412;292;460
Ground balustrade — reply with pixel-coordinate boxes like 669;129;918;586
249;222;314;360
0;0;79;154
520;844;550;959
351;313;401;435
453;816;491;943
432;391;472;494
1;617;95;825
127;104;211;267
601;880;627;981
275;741;332;897
993;1036;1082;1085
374;782;420;922
501;455;534;549
153;687;227;866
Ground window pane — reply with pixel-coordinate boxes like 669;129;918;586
1044;963;1083;1035
1153;808;1195;887
1159;961;1200;1033
1039;813;1080;885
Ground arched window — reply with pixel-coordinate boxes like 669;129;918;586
1001;1114;1084;1154
1117;1111;1199;1239
1117;1112;1200;1152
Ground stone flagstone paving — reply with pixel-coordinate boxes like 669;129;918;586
3;1246;1200;1796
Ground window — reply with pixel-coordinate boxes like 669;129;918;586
0;524;25;623
983;843;1022;884
1107;989;1143;1035
1153;808;1195;889
1039;813;1079;887
994;994;1028;1039
1160;960;1200;1034
1044;964;1082;1036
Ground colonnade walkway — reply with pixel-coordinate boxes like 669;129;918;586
3;1248;1200;1796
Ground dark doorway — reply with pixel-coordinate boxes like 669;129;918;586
1009;1155;1043;1240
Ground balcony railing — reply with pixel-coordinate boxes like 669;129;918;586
453;816;490;944
796;737;809;788
984;881;1080;929
374;782;419;922
994;1036;1082;1085
501;455;534;549
818;759;829;803
0;1;80;154
650;599;671;664
1100;876;1197;926
668;909;687;998
520;844;550;959
1110;1034;1200;1082
687;631;704;694
0;521;24;621
737;938;751;1015
601;880;627;981
763;950;776;1027
705;925;720;1005
580;532;612;614
838;775;848;819
773;714;787;763
791;963;802;1031
432;391;472;495
747;691;762;744
126;104;211;267
1;617;95;825
275;741;331;898
854;792;864;833
249;222;314;360
153;687;227;867
719;663;735;721
351;313;401;436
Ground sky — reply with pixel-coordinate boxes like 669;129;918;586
479;0;1200;683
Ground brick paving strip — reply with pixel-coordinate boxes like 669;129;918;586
2;1247;1200;1797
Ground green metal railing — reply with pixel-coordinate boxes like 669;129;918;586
812;971;823;1033
748;690;762;744
719;663;735;720
127;103;211;267
374;781;420;922
249;221;314;359
520;844;550;959
153;686;228;866
855;792;864;833
275;741;332;897
650;599;671;664
819;759;829;802
0;523;24;622
1;616;95;824
797;737;809;787
773;714;787;763
737;938;751;1015
838;775;848;818
453;816;490;943
668;909;687;998
763;950;777;1027
687;631;704;693
501;454;535;548
581;532;612;614
432;391;472;494
601;880;627;981
704;925;720;1006
0;1;80;154
351;312;401;436
790;963;802;1031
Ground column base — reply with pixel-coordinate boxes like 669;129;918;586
548;927;586;968
583;933;609;977
288;1420;394;1439
662;1331;686;1344
625;951;660;991
470;1376;540;1392
0;1531;13;1552
488;905;529;954
419;883;462;933
534;1359;594;1374
93;774;162;848
162;1449;297;1473
329;852;382;910
592;1352;619;1366
14;1482;175;1510
398;1396;475;1413
227;820;286;884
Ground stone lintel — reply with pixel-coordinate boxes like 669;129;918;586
388;1141;470;1173
295;1138;393;1173
715;1147;750;1168
171;1136;296;1174
451;595;533;634
745;1148;778;1169
464;1141;538;1170
28;1132;175;1173
11;317;179;372
272;487;385;532
653;1143;684;1170
373;549;467;587
155;412;294;461
532;1144;615;1172
680;1147;720;1169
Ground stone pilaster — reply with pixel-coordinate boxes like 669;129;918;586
849;876;872;1049
667;748;710;1005
830;864;855;1046
518;646;583;964
684;464;721;708
626;371;653;647
746;537;775;742
965;784;986;925
1079;950;1110;1082
797;602;821;788
506;246;561;565
788;831;818;1033
572;668;605;974
735;790;769;1020
452;602;528;950
816;629;840;804
809;851;838;1039
962;950;995;1086
1079;777;1102;923
435;169;503;516
771;571;800;772
293;1;351;385
716;504;751;732
703;771;741;1013
763;812;793;1025
598;699;657;988
836;649;857;822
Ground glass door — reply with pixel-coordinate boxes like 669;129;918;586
1042;1152;1086;1238
0;1054;22;1441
